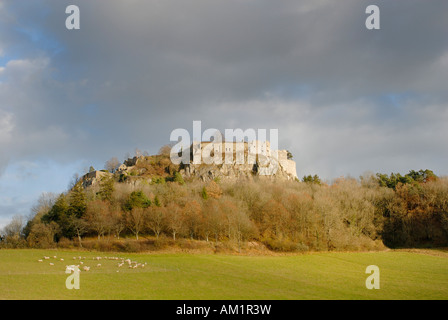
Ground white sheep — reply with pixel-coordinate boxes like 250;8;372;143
38;259;43;262
49;263;54;266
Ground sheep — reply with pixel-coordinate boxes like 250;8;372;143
66;265;79;273
83;266;90;271
53;256;57;259
97;264;101;267
60;258;64;261
38;259;43;262
80;261;84;265
49;263;54;266
44;256;50;260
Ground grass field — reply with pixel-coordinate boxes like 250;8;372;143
0;249;447;299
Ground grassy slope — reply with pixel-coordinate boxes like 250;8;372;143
0;249;446;299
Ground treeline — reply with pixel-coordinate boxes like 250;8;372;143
1;169;448;252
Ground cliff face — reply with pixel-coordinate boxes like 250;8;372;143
81;170;112;188
81;152;298;188
180;156;297;182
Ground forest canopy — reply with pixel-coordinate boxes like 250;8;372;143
2;166;447;252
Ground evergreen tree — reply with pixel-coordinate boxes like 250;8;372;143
98;175;115;201
68;182;87;218
41;194;68;223
123;191;151;211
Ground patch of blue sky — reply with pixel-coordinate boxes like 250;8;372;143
13;25;65;57
0;53;14;67
0;158;96;227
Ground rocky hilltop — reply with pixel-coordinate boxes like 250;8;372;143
81;143;298;188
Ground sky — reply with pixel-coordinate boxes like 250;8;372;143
0;0;447;228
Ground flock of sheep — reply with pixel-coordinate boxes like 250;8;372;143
37;255;147;272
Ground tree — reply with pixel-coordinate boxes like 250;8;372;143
105;157;120;173
124;191;151;211
226;205;254;252
126;208;146;240
165;203;184;240
261;199;290;240
42;194;68;223
110;208;125;239
85;200;110;239
23;192;57;239
205;181;222;199
67;215;88;247
68;182;87;218
68;173;80;190
183;200;202;239
302;174;322;185
146;206;166;239
27;222;60;248
158;144;173;157
173;172;185;185
98;175;115;201
2;215;24;239
406;169;438;183
31;192;57;218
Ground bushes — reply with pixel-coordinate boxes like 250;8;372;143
27;222;60;248
263;239;308;252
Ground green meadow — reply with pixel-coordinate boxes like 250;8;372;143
0;249;447;299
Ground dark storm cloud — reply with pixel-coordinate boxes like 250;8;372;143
0;0;447;180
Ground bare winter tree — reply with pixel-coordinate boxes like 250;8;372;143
30;192;57;219
165;203;184;240
68;215;88;247
126;208;146;240
158;143;176;157
146;206;166;239
105;157;120;173
110;208;125;239
67;173;80;190
2;215;24;239
85;200;110;239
